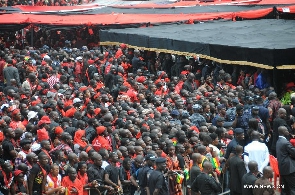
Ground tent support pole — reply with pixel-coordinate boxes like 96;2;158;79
273;67;278;94
31;27;33;47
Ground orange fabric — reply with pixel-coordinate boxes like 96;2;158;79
77;172;88;195
62;176;83;195
64;100;73;108
74;130;87;148
9;121;26;131
65;107;76;118
92;136;111;152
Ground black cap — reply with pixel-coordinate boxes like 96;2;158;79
234;128;244;134
145;154;156;161
252;106;259;110
20;139;32;147
155;157;166;163
217;104;226;110
216;117;225;122
236;104;244;111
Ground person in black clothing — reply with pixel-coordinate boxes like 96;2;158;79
87;153;113;195
105;152;122;192
192;161;222;195
188;153;201;195
1;127;17;162
0;160;13;195
228;145;247;195
119;157;132;195
131;154;156;195
85;118;99;143
272;108;290;157
132;50;144;74
148;157;168;195
242;160;260;195
28;153;50;195
276;126;295;195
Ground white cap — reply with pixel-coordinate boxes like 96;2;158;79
73;98;83;104
27;111;38;121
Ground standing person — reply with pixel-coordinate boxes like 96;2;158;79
241;161;260;195
253;166;275;195
3;58;20;87
119;158;132;195
272;108;290;157
104;152;122;192
224;128;244;160
276;126;295;195
61;167;83;195
45;164;64;195
166;145;184;195
244;131;269;173
28;153;50;195
2;127;17;162
147;157;169;195
228;145;246;195
11;170;28;195
182;73;197;93
87;153;113;195
130;154;156;195
132;50;144;74
0;160;13;195
191;161;222;195
188;153;201;195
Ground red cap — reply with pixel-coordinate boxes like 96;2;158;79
12;109;20;116
37;128;50;142
55;126;63;135
38;116;51;126
136;76;146;83
88;60;94;64
96;126;106;135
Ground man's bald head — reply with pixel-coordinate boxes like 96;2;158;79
79;151;88;161
278;108;286;119
203;161;213;173
192;153;201;163
68;152;78;161
235;145;243;155
278;126;288;136
262;166;274;179
251;131;261;141
248;161;258;173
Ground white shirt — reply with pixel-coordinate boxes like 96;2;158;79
244;140;269;173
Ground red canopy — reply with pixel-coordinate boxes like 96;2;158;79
0;8;277;25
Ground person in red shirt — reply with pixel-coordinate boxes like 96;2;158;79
62;167;83;195
92;126;112;152
77;161;98;195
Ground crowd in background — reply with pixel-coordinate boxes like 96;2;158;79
0;38;295;195
0;0;92;7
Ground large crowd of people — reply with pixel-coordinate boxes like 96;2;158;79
0;39;294;195
1;0;92;7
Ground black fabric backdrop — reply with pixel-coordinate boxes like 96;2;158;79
100;19;295;67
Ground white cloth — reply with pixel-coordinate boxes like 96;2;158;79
244;141;269;173
46;174;62;191
102;160;109;170
209;144;221;158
